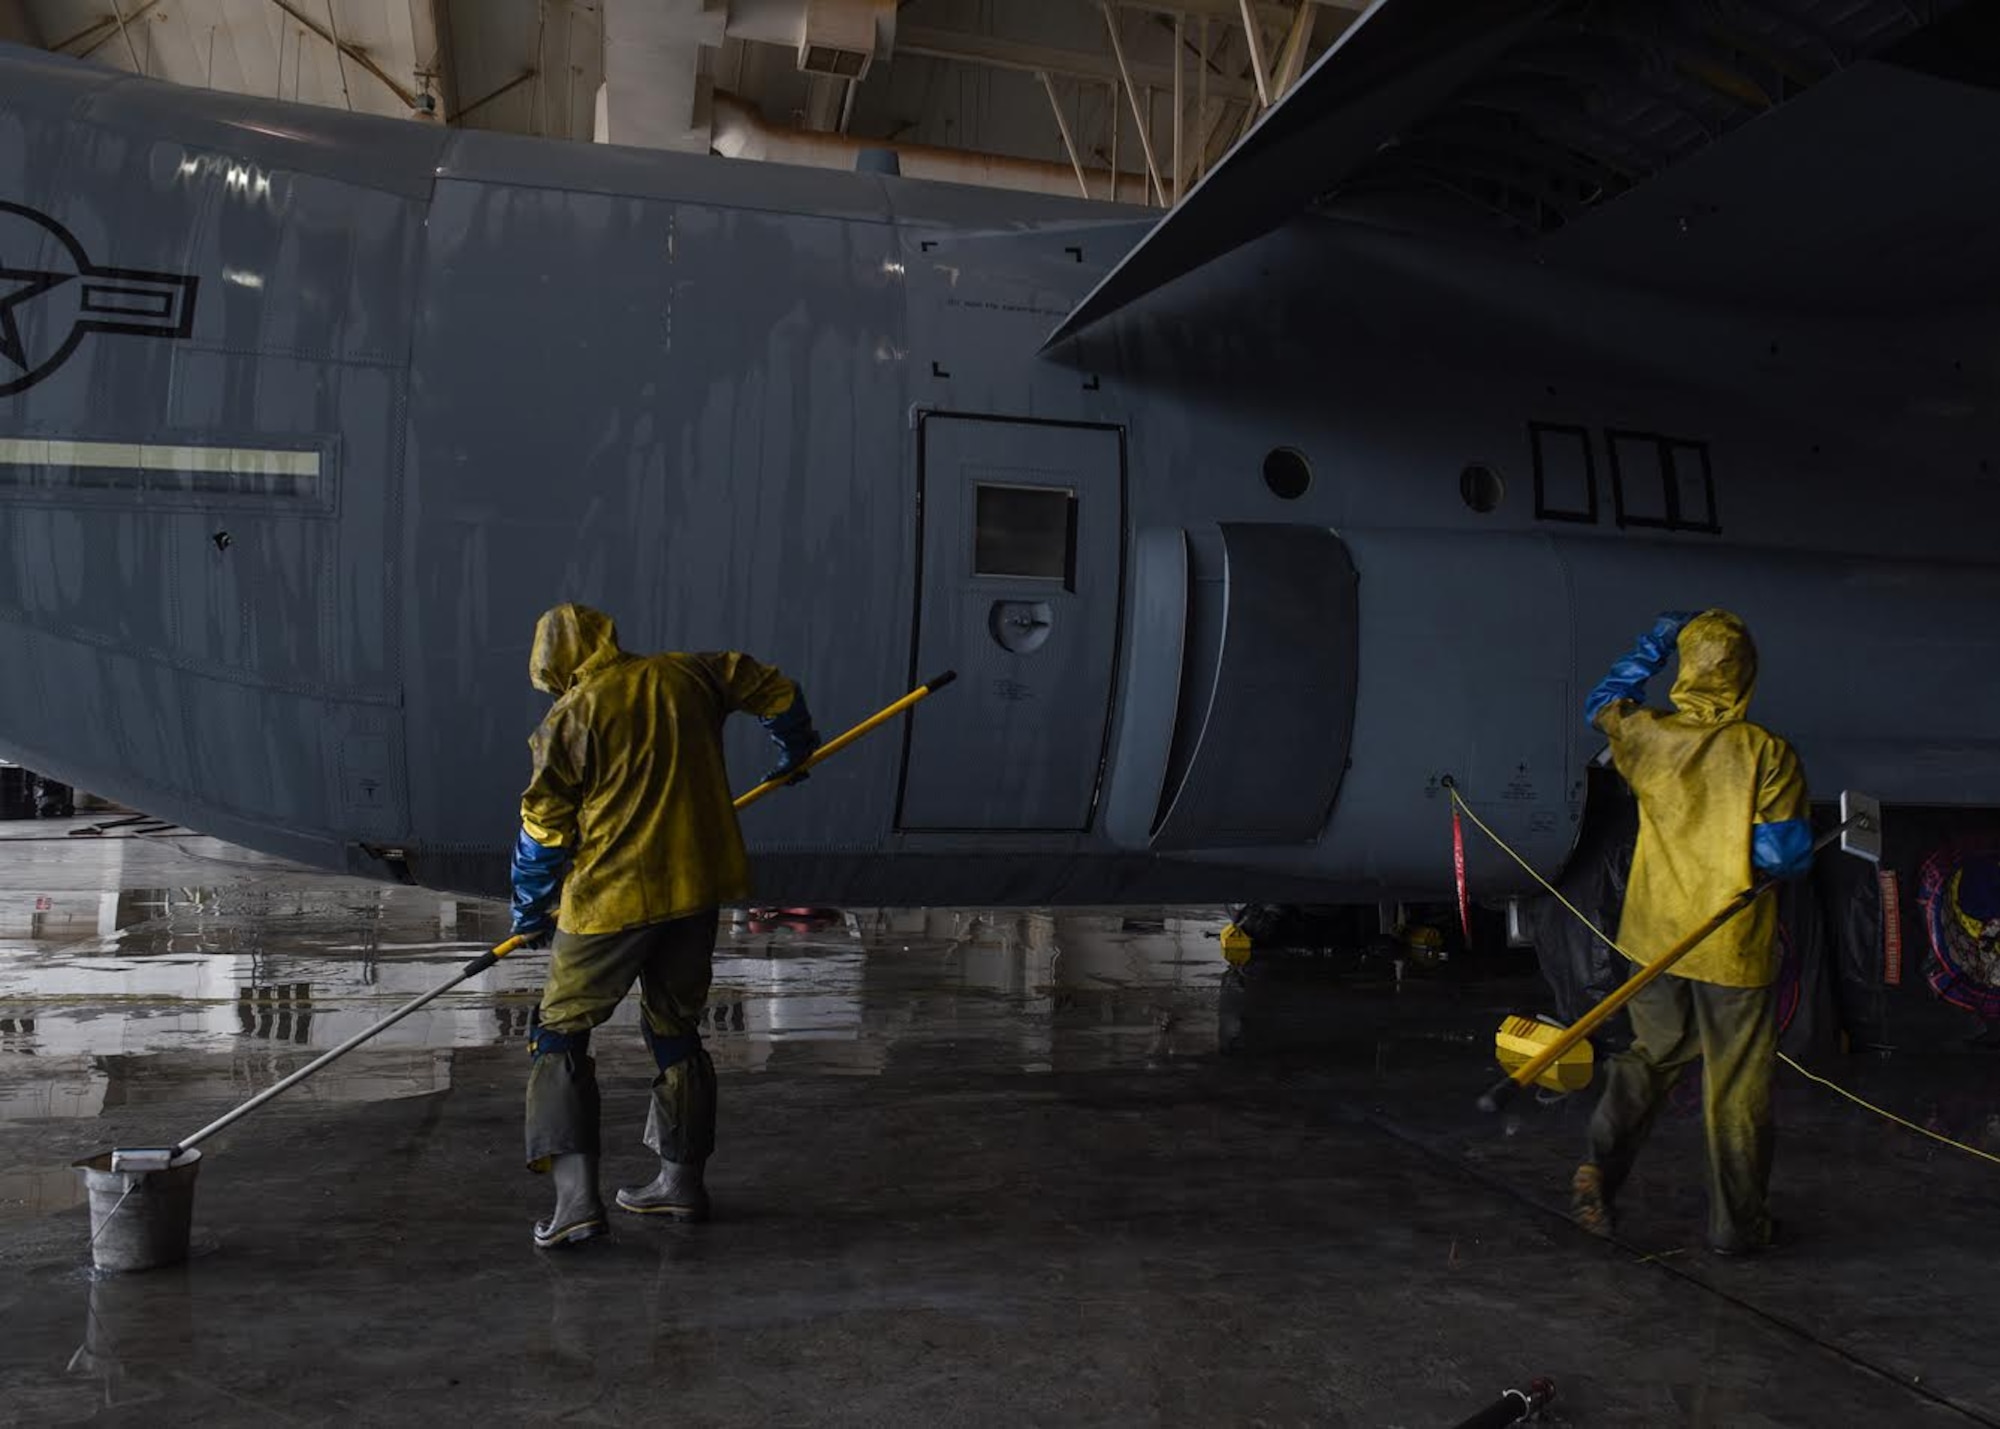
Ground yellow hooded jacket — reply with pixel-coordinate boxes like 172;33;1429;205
519;604;801;935
1595;611;1809;987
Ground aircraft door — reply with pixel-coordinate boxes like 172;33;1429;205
900;415;1123;831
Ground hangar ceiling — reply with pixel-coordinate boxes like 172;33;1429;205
7;0;1366;203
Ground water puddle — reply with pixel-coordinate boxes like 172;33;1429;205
0;829;1236;1125
0;1164;88;1217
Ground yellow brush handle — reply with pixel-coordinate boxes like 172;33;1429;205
495;674;958;959
733;671;958;812
1479;812;1866;1112
1482;884;1766;1108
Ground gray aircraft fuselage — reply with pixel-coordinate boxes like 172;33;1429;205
1;44;1996;908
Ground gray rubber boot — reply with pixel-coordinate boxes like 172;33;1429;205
616;1158;709;1222
533;1153;608;1248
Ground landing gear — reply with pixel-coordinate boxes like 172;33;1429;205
1216;904;1460;970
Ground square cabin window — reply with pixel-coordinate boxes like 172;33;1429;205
1609;431;1672;528
974;483;1075;585
1529;422;1597;523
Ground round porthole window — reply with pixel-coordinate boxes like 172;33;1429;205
1263;447;1311;501
1460;463;1504;513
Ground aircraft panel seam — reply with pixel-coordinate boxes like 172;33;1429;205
0;603;400;706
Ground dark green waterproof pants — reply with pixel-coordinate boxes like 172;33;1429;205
1585;972;1777;1250
524;909;719;1171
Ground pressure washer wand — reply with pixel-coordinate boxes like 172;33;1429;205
1477;812;1869;1114
113;671;960;1172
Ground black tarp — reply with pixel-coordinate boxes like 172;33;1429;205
1814;805;1891;1050
1530;772;1639;1052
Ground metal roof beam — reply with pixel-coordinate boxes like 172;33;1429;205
1037;71;1094;199
410;0;453;121
51;1;166;61
1235;0;1272;106
1102;4;1165;203
455;67;537;124
1106;0;1365;20
1270;2;1320;100
897;24;1260;104
263;0;421;110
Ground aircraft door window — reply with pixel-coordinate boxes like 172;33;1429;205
1610;434;1672;526
1529;422;1597;522
1609;430;1719;533
1665;440;1718;531
974;483;1076;587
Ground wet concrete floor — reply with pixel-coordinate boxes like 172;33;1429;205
1;821;1998;1425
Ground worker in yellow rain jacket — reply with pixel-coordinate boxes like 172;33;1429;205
1570;610;1811;1257
510;604;818;1249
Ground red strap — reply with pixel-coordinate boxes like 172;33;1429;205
1880;869;1902;986
1452;801;1473;949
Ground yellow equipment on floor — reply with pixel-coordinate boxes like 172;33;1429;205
1495;1014;1594;1093
1218;923;1254;965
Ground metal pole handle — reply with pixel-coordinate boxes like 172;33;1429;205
166;673;965;1154
733;670;957;812
1478;886;1764;1113
172;935;529;1154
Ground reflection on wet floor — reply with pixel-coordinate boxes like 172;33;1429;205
13;827;2000;1423
0;1163;85;1217
0;821;1233;1144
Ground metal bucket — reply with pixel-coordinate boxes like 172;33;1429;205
74;1149;201;1273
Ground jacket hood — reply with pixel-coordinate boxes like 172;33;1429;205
1670;609;1757;724
529;604;623;695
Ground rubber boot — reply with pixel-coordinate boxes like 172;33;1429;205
1570;1163;1614;1239
533;1153;607;1248
616;1158;709;1222
1711;1218;1782;1258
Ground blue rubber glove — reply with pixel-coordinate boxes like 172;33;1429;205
1584;611;1700;724
1752;819;1814;880
759;689;821;786
509;826;570;946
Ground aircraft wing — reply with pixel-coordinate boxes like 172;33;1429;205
1044;0;1987;349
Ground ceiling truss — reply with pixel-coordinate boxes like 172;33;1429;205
16;0;1358;204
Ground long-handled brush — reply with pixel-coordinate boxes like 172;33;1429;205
1480;790;1881;1113
108;671;958;1173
